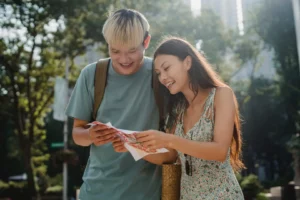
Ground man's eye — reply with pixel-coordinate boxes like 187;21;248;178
164;66;170;71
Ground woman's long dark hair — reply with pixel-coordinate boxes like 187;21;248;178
154;37;244;172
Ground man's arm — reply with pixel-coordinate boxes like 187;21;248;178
72;119;92;146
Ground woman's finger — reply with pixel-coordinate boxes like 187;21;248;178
135;132;150;139
141;140;155;148
136;135;152;143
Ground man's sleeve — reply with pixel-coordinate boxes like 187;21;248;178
65;66;94;122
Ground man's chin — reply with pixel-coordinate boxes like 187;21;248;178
117;67;137;75
120;64;143;75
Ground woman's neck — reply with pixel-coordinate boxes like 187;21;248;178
182;87;211;109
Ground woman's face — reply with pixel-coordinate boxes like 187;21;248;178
154;54;191;94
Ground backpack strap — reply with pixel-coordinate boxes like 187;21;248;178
152;62;165;130
93;58;110;121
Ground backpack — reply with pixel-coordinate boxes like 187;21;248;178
92;58;165;129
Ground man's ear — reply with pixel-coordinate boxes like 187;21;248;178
143;34;151;49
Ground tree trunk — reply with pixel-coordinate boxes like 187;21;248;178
24;144;37;199
292;151;300;186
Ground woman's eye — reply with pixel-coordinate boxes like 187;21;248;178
164;66;170;71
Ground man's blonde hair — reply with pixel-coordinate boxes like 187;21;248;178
102;9;150;47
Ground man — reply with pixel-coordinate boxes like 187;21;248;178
65;9;161;200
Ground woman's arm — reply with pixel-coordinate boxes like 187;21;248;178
143;146;178;165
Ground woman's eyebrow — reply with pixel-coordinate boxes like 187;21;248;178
160;61;167;68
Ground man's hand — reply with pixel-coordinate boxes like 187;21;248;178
89;124;119;146
112;137;128;152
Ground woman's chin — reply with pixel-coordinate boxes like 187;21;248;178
168;88;179;95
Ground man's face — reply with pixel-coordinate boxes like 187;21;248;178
108;43;145;75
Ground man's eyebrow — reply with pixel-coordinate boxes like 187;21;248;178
129;47;139;51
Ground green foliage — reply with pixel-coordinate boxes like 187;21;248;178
43;174;63;195
0;181;27;189
287;134;300;153
240;174;264;199
255;0;300;134
0;0;89;196
237;0;300;184
256;193;269;200
236;173;243;185
45;185;62;193
47;174;63;187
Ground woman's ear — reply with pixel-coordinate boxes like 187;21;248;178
184;56;192;70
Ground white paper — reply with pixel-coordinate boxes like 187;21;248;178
124;142;169;161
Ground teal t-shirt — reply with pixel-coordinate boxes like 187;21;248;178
65;57;161;200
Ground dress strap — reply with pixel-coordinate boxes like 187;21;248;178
202;88;216;121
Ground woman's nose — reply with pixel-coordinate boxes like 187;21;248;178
160;72;168;83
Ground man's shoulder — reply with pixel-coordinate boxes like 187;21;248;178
144;56;153;64
143;56;153;71
81;61;97;74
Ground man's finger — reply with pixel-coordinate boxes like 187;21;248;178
91;124;107;131
95;129;118;138
95;135;114;144
99;134;115;141
116;147;128;152
113;142;123;148
112;137;121;142
92;124;118;132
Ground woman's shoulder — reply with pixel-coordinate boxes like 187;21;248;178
215;86;233;94
214;86;235;105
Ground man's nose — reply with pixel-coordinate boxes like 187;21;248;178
119;53;129;63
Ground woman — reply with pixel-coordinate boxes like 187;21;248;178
135;37;244;199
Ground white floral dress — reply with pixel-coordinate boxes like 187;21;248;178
174;88;244;200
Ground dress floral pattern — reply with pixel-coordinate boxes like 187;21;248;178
174;88;244;200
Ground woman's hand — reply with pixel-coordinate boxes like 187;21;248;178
136;130;173;150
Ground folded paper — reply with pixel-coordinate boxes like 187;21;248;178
88;121;169;161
